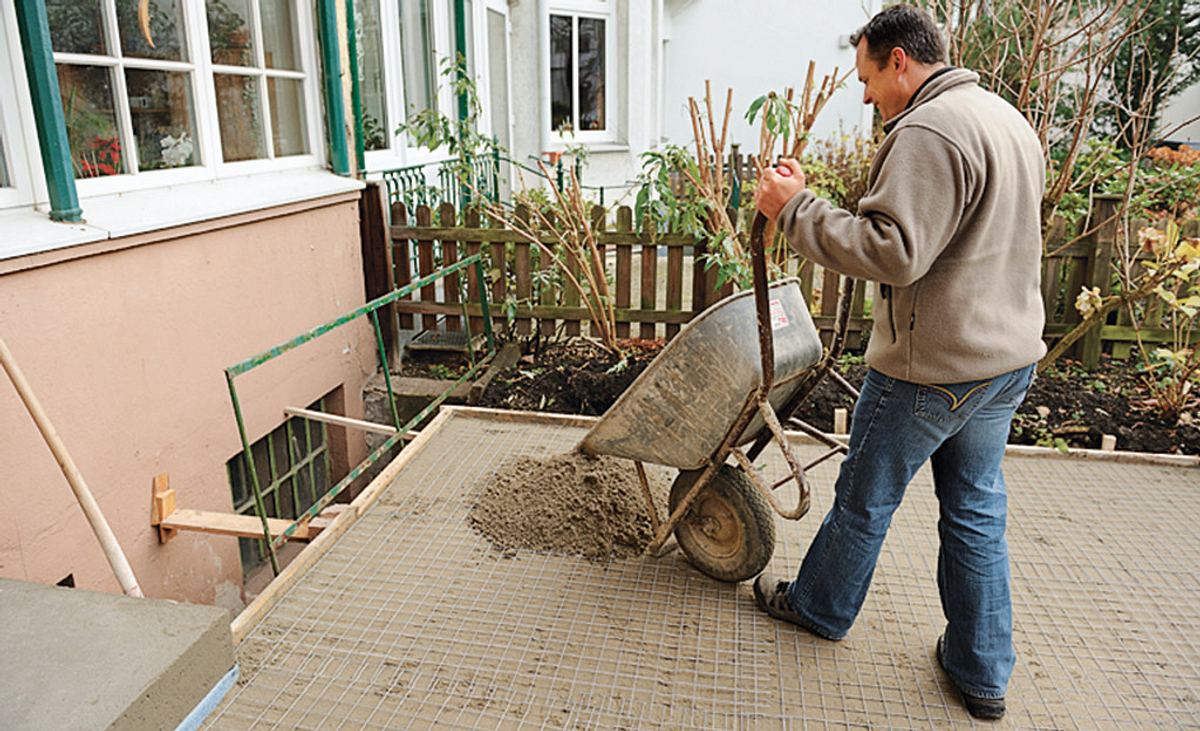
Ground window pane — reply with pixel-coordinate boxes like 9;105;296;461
207;0;255;66
487;9;509;150
267;77;308;156
578;17;604;131
116;0;187;62
399;0;436;118
58;65;125;178
357;0;388;151
0;135;10;187
259;0;300;70
549;15;572;132
47;0;107;55
126;69;198;170
214;73;266;161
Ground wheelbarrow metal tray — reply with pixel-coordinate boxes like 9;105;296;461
579;278;822;470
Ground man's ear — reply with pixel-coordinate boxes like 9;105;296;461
891;46;906;73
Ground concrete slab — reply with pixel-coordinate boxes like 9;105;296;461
1;579;234;731
211;408;1200;729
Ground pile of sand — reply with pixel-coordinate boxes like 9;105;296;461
467;451;669;561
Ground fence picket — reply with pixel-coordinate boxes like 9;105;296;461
640;215;658;340
416;205;436;332
616;207;633;339
539;212;557;338
439;202;461;332
391;201;414;330
464;208;483;335
666;239;684;340
591;205;607;339
514;205;532;336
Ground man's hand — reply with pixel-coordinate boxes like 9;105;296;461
755;158;807;220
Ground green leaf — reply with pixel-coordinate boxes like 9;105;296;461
745;95;767;123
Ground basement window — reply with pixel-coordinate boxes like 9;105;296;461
227;396;331;571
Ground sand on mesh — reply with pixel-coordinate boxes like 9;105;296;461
467;451;670;561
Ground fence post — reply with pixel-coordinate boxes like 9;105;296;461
1079;194;1120;368
359;182;398;363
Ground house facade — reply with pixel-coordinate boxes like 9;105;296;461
0;0;670;609
0;0;900;610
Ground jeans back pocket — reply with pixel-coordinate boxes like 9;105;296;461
915;378;994;424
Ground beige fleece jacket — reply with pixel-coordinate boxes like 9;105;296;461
778;68;1047;384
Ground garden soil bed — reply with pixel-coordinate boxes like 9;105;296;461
475;340;1197;455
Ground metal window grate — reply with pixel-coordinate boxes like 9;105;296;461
227;397;331;571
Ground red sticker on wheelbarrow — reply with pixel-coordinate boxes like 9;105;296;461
770;299;789;330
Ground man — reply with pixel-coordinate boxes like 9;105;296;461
753;4;1046;721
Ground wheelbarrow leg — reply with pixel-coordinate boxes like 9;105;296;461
727;399;812;520
633;461;661;535
645;390;764;554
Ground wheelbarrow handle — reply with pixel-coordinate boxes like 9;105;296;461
749;212;775;392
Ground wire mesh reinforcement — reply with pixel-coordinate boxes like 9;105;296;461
206;411;1200;730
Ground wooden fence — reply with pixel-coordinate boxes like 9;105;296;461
357;183;1197;368
383;198;871;348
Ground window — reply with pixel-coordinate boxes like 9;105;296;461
357;0;389;151
360;0;467;169
545;5;612;143
398;0;438;120
48;0;201;177
0;3;35;209
207;0;310;161
38;0;321;195
227;397;331;571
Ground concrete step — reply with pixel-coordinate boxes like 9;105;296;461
0;578;234;731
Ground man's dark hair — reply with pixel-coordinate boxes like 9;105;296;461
849;5;946;68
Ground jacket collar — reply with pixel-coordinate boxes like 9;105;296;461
882;68;979;133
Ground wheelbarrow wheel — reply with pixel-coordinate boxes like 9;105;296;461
669;464;775;583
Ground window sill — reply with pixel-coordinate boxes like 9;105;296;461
544;142;630;154
0;169;365;265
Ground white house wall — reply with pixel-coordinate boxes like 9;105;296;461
1160;82;1200;144
508;0;661;195
662;0;881;154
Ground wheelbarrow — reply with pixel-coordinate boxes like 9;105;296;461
579;213;859;582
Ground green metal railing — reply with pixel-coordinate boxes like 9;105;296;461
224;255;495;574
380;151;641;217
381;149;503;214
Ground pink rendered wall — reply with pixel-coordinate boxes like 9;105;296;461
0;195;375;609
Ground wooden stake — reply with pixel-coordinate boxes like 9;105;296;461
833;407;849;435
0;335;144;598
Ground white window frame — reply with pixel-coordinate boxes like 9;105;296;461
541;0;617;148
0;3;40;210
46;0;325;199
478;0;512;151
363;0;463;173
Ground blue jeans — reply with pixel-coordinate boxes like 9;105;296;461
786;364;1035;699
